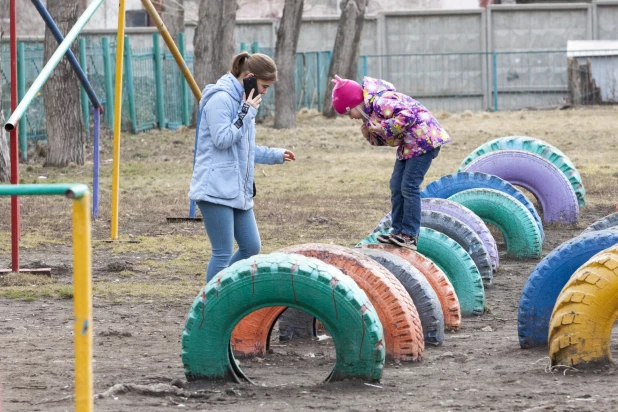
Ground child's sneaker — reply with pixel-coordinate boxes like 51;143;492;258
391;234;418;251
377;232;394;244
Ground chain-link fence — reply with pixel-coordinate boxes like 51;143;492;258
2;37;617;143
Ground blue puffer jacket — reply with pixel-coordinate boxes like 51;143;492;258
189;73;285;210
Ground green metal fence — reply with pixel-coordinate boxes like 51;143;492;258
2;38;617;143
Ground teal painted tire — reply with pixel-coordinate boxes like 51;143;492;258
358;227;485;317
182;253;385;383
457;136;586;207
448;188;543;259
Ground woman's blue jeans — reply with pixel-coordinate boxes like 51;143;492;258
389;148;440;238
197;201;261;282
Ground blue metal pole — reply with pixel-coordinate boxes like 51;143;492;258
93;108;100;218
30;0;102;110
189;108;202;218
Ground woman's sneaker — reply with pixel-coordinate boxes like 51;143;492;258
377;232;394;244
391;234;418;251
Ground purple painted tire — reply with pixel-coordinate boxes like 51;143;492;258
462;150;579;224
422;198;499;272
372;198;499;271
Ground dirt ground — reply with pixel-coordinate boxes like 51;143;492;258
1;107;618;411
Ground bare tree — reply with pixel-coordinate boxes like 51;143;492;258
0;27;10;182
322;0;367;118
155;0;185;44
193;0;238;93
42;1;86;167
274;0;304;129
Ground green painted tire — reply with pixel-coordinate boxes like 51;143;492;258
182;253;385;383
457;136;586;207
448;188;543;259
357;227;485;317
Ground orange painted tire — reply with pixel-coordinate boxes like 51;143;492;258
232;244;425;361
363;244;461;330
231;306;285;358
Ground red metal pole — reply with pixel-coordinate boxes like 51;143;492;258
10;0;20;272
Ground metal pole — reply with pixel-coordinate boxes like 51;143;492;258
101;37;114;129
10;0;20;272
492;51;499;112
139;0;202;100
111;0;126;240
17;42;27;161
178;32;189;127
153;33;165;129
93;109;100;218
124;36;137;133
72;193;93;412
30;0;103;111
4;0;105;131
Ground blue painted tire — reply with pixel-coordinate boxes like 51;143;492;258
421;172;544;241
518;229;618;348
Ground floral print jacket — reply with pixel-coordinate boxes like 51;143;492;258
362;77;451;160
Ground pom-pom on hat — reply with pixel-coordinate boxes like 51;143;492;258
331;75;363;114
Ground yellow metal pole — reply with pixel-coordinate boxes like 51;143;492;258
72;194;93;412
111;0;126;240
140;0;202;100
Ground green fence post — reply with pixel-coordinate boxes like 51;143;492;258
124;35;137;133
78;38;90;131
240;42;248;52
17;42;27;161
153;33;165;129
101;37;114;129
178;32;189;127
251;41;259;53
317;52;322;112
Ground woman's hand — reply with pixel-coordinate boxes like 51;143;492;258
283;150;296;162
243;89;262;110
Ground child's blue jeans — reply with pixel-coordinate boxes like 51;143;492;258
197;201;261;283
389;148;440;238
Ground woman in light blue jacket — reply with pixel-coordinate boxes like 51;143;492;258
189;52;295;282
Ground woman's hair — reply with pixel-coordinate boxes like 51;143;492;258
230;52;278;81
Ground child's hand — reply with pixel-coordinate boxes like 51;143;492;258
360;124;370;138
368;121;383;134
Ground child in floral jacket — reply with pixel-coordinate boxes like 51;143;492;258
331;75;451;250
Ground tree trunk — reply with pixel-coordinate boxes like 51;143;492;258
193;0;238;94
155;0;185;45
322;0;367;118
0;28;10;182
274;0;304;129
42;0;85;167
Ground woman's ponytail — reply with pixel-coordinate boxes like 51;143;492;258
231;52;251;77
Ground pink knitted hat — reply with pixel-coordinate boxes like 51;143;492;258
331;75;363;114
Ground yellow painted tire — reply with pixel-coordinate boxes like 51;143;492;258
548;246;618;368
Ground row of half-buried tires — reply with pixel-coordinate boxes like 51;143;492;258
182;243;465;383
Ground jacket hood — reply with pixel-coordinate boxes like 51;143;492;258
198;73;244;113
362;77;397;116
